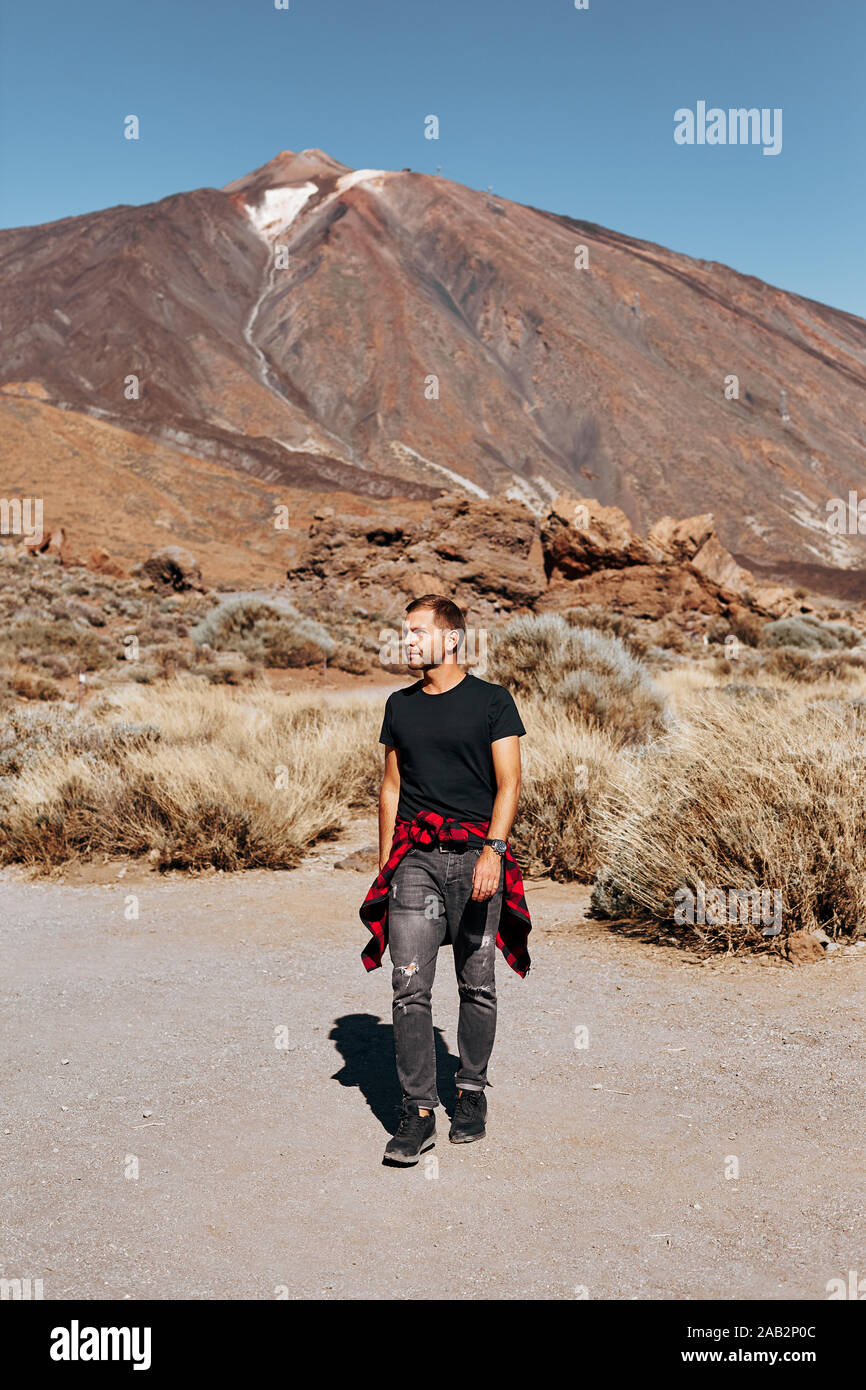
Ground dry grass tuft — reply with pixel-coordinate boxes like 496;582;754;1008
591;693;866;949
0;681;380;870
488;613;669;745
509;695;625;880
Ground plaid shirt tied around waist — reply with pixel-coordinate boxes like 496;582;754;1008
358;809;531;978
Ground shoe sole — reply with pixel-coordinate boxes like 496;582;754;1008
449;1127;486;1144
383;1135;436;1165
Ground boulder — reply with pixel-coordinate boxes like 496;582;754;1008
333;846;379;872
23;525;66;557
786;930;825;965
749;582;810;619
88;547;125;577
690;535;754;597
140;546;204;593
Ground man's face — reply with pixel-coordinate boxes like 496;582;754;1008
402;609;455;668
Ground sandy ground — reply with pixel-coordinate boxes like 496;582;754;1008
2;816;864;1302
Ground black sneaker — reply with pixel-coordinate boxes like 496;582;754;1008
449;1089;487;1143
383;1101;436;1165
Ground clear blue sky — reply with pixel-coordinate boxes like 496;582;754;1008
1;0;864;315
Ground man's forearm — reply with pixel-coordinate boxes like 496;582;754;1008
486;779;520;843
379;784;400;867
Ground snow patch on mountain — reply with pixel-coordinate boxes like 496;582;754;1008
336;169;388;194
245;181;318;237
391;442;489;499
504;474;551;516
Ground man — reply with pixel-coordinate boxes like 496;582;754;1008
359;595;532;1166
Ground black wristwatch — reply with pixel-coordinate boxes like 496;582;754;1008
483;839;507;856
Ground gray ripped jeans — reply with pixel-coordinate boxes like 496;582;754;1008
388;840;503;1110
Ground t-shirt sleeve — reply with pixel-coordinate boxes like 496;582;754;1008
488;685;526;742
379;697;395;747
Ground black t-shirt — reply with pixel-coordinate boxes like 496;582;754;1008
379;673;526;821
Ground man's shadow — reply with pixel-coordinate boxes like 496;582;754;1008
330;1014;459;1130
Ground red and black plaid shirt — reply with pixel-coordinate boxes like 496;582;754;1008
359;809;532;978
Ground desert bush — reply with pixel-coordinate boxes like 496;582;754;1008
63;598;106;627
154;645;192;675
0;682;381;869
650;617;688;653
201;656;259;685
558;605;648;657
761;647;815;680
0;710;161;783
1;618;113;671
817;651;866;678
720;683;785;705
7;669;63;701
487;613;669;745
707;612;764;647
760;614;860;651
590;694;866;950
128;663;159;684
330;642;372;675
508;695;624;880
760;646;866;683
191;595;335;669
39;653;74;679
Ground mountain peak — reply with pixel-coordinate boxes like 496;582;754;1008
222;148;353;198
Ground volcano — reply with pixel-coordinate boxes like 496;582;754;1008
2;147;866;581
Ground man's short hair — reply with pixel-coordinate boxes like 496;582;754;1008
404;594;466;645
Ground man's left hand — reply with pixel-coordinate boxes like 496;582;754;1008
471;845;503;901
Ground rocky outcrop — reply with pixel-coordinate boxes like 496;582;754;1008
23;526;66;559
285;490;797;628
542;497;662;578
648;514;715;563
88;547;126;577
535;564;725;620
536;494;781;622
748;583;814;619
286;494;545;619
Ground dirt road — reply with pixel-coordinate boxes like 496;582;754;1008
2;820;864;1300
